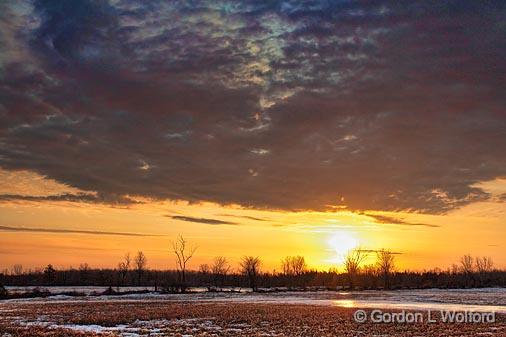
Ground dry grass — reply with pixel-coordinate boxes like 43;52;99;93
0;301;505;336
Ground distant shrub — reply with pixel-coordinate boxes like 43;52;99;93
29;287;51;298
0;284;7;298
0;287;50;300
162;283;181;294
102;286;117;295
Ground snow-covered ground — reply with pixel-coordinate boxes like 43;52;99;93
2;316;274;336
1;289;505;336
4;286;217;294
2;287;506;313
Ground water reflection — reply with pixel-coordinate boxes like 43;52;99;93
333;300;356;308
332;299;506;313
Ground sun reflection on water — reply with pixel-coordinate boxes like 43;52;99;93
333;299;356;308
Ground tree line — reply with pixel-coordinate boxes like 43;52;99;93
1;236;505;295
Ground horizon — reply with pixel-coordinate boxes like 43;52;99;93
1;1;506;275
2;252;503;275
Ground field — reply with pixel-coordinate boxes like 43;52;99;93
1;289;506;336
1;301;505;337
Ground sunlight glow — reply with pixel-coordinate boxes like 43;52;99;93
333;299;356;308
327;231;359;264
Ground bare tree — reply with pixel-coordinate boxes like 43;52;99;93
118;252;131;288
199;263;210;274
79;263;90;283
240;256;261;291
291;256;307;276
172;235;197;292
361;264;379;289
134;251;147;286
211;256;230;288
344;248;368;290
79;263;90;272
281;256;291;275
11;264;23;276
376;249;395;289
460;254;474;274
459;254;476;286
281;256;307;277
43;264;56;284
280;255;307;289
475;256;493;286
198;264;211;287
475;256;493;273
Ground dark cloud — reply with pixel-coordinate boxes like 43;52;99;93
362;213;441;228
0;243;108;255
217;214;269;222
31;0;119;67
0;225;158;237
0;0;505;214
169;216;237;226
0;193;140;205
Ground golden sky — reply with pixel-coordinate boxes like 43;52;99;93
1;169;504;272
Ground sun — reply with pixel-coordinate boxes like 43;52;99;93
327;231;359;264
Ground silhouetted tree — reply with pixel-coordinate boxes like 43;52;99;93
240;256;261;291
344;248;368;290
199;264;210;274
475;256;493;273
134;251;147;286
281;256;291;276
12;264;23;276
198;264;211;286
79;263;90;283
451;263;460;274
211;256;230;288
118;252;131;288
1;262;506;291
362;264;379;289
475;256;493;286
295;256;307;276
44;264;56;284
460;253;474;286
376;249;395;289
460;254;474;274
281;256;307;276
0;284;7;298
281;256;307;288
172;235;197;292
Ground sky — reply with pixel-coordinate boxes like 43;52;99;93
0;0;505;272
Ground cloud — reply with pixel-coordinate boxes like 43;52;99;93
363;213;441;228
217;214;269;222
0;193;140;205
0;225;158;237
356;249;403;255
0;0;505;214
169;216;237;225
